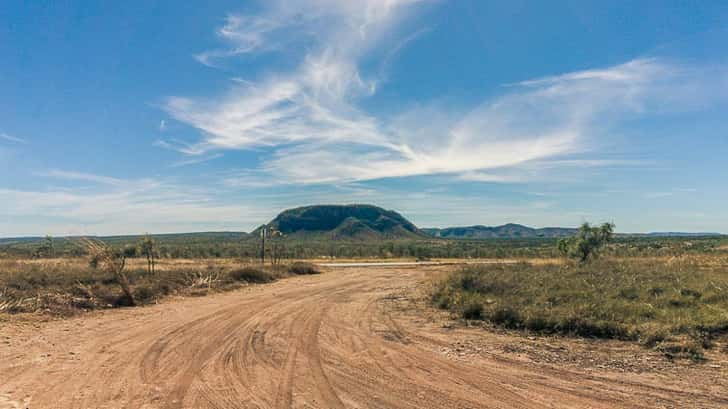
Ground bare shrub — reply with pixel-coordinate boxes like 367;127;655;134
81;238;135;306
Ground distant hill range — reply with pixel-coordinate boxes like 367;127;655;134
639;232;723;237
0;231;248;246
1;204;723;244
422;224;578;239
423;224;723;239
255;204;425;240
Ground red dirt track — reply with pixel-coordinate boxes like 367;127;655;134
1;266;726;408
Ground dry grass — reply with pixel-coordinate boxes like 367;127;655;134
0;257;320;315
431;255;728;360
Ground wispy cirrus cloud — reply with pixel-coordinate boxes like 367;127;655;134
163;0;420;156
1;170;270;236
0;132;26;144
457;159;651;184
160;1;727;186
194;14;287;67
169;153;223;168
38;169;130;186
644;187;699;199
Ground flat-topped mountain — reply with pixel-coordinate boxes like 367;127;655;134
422;223;578;239
260;204;425;240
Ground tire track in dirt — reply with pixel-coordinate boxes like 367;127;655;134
1;266;726;408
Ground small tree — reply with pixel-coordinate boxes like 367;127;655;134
82;238;134;306
258;225;284;265
34;235;55;258
139;234;156;274
558;222;615;262
259;225;267;265
268;227;284;265
45;235;55;257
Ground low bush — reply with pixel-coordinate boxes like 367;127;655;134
287;262;320;275
227;266;277;283
133;285;157;302
461;298;483;320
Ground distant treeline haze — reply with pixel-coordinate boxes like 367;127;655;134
1;234;726;260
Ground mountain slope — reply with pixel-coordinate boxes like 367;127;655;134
261;204;424;240
423;224;577;239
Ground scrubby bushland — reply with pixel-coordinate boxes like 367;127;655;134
431;257;728;360
0;258;323;316
2;232;726;261
0;258;187;314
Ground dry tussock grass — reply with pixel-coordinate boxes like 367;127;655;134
0;257;320;315
432;255;728;360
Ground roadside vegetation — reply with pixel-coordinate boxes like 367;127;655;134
0;257;320;316
431;226;728;360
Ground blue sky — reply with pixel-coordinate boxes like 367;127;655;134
2;0;728;236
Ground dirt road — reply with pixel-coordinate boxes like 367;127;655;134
1;266;726;408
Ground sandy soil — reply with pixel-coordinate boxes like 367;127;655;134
1;266;727;408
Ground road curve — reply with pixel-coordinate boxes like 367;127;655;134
1;266;725;408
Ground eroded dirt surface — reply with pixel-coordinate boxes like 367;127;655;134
1;266;727;408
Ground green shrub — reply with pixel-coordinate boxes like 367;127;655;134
490;307;522;327
558;222;615;262
461;299;483;320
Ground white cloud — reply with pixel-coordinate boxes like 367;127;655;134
162;1;726;186
0;173;270;236
154;138;209;155
4;167;724;235
257;58;683;184
644;192;674;199
38;169;130;186
169;153;223;168
644;187;699;199
515;58;668;87
194;14;284;67
456;159;649;184
0;132;26;144
163;0;418;155
457;172;525;183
